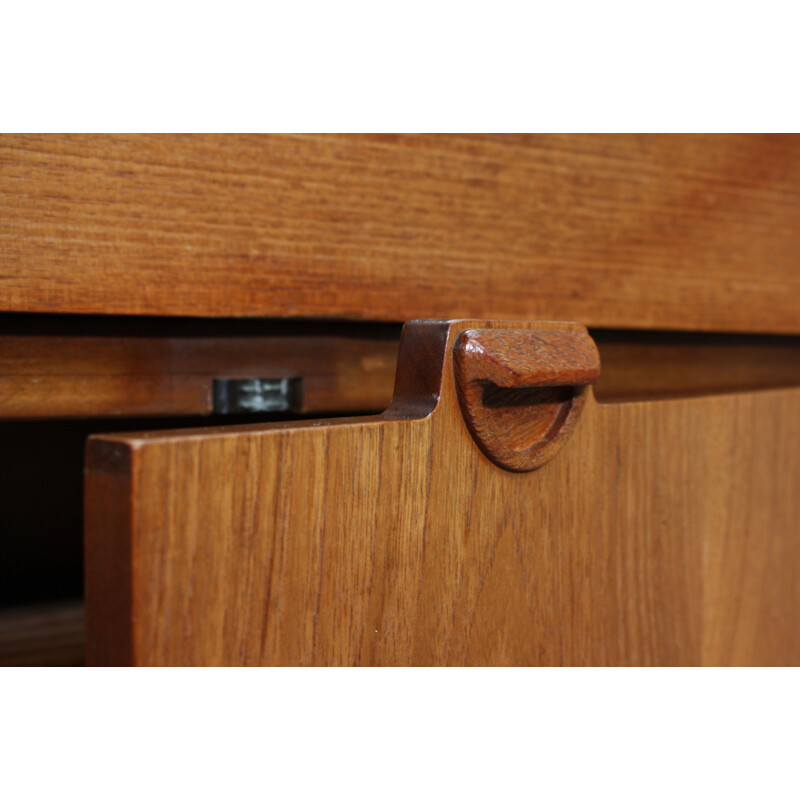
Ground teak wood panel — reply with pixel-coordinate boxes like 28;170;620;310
0;332;398;418
85;320;800;666
592;332;800;401
4;134;800;334
4;324;800;420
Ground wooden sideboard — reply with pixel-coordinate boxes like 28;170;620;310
1;134;799;666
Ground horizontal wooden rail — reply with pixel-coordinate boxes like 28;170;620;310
592;331;800;402
2;134;800;333
0;317;399;419
3;318;800;419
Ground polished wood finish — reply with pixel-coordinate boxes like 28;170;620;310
0;330;398;419
593;331;800;401
4;134;800;333
0;324;800;419
453;327;599;471
4;319;800;421
85;320;800;666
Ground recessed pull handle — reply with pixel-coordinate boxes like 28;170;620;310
453;328;600;471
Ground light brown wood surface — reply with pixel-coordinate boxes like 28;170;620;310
0;328;398;418
453;327;599;471
4;319;800;421
85;320;800;665
4;134;800;333
593;331;800;401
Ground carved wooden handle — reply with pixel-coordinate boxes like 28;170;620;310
453;328;600;472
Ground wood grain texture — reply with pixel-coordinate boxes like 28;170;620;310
454;329;600;389
593;331;800;401
3;134;800;333
4;325;800;420
85;320;800;666
0;331;398;418
453;328;599;471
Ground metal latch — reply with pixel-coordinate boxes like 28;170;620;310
212;377;300;414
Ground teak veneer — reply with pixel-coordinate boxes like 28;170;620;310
4;134;800;333
4;317;800;420
0;329;398;419
85;320;800;666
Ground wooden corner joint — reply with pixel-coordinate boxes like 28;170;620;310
453;328;600;472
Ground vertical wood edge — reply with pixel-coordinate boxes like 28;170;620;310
84;437;137;666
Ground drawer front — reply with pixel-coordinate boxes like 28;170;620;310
85;320;800;665
4;134;800;334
